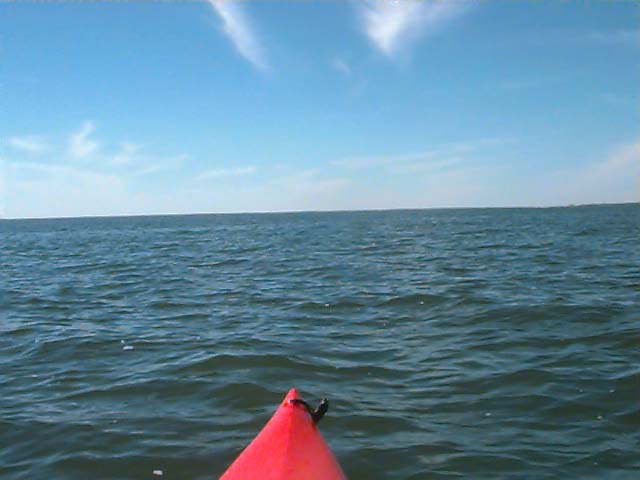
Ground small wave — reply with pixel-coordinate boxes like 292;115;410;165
175;353;313;375
294;300;366;311
379;293;445;307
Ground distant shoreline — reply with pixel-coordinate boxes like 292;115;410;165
1;201;637;222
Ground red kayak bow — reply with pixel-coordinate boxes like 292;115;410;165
220;388;347;480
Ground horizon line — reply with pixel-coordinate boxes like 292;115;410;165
1;201;637;221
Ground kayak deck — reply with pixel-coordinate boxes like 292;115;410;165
220;389;347;480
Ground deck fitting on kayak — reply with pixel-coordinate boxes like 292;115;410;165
289;398;329;424
220;389;347;479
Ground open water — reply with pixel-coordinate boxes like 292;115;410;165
1;204;638;479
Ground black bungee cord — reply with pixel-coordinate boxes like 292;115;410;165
289;397;329;424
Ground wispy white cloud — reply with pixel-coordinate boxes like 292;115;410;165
196;165;256;180
271;168;350;196
388;157;462;174
7;135;49;154
358;0;464;56
333;139;508;171
69;121;98;159
5;124;189;217
496;138;640;207
111;142;141;166
333;150;437;169
330;56;352;76
12;124;183;178
7;160;131;218
589;29;640;47
496;74;569;92
208;0;267;70
9;160;99;177
132;154;188;177
596;138;640;171
576;138;640;202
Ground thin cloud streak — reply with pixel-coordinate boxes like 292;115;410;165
196;165;256;180
330;57;352;76
111;142;141;166
333;150;438;169
517;138;640;207
131;154;188;177
589;29;640;47
9;125;185;185
359;0;464;55
583;138;640;196
208;0;267;70
69;121;98;159
333;139;509;170
8;136;49;154
271;168;350;196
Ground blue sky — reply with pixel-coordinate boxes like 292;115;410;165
1;0;638;218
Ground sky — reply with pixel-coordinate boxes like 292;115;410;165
1;0;639;218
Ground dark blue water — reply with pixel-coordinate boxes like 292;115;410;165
1;205;638;479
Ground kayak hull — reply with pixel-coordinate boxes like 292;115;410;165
220;389;347;480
